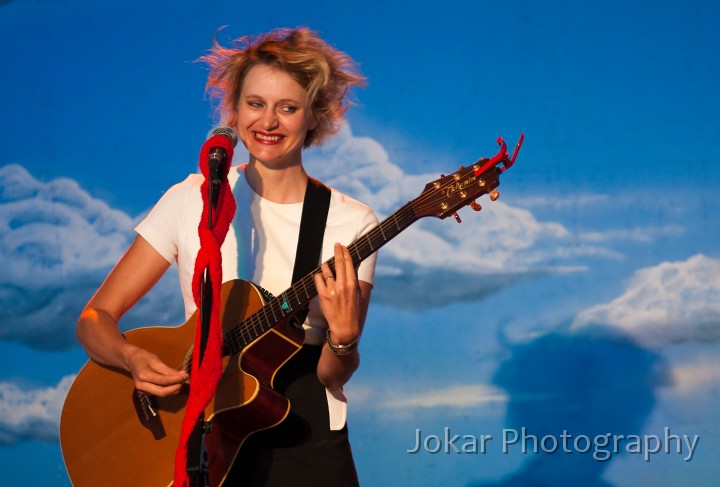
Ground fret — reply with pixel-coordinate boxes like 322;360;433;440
251;313;263;340
244;314;255;339
392;213;401;230
249;308;262;337
286;291;295;308
240;318;253;345
253;316;263;341
301;278;311;299
365;233;374;251
267;301;279;323
253;314;263;340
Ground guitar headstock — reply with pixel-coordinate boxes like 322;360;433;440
411;134;523;220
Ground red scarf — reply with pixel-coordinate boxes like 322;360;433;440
174;134;236;487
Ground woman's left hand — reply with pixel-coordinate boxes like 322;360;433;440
314;243;362;345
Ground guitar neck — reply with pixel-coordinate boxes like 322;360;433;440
222;202;418;355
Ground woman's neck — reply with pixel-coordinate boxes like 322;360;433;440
244;158;308;203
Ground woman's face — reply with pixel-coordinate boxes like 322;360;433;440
236;64;315;168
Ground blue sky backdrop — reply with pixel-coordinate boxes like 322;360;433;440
1;0;719;486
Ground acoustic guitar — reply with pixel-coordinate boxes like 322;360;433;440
59;135;523;487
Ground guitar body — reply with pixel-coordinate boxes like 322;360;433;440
60;279;305;487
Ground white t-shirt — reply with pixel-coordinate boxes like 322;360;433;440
135;165;378;428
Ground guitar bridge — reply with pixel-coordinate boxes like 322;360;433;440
132;389;166;440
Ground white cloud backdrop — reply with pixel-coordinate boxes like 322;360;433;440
0;164;183;350
0;375;74;444
572;254;720;347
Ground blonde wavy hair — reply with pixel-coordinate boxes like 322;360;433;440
201;27;366;148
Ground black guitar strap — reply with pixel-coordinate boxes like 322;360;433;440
290;176;331;323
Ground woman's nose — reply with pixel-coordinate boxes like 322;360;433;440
262;109;279;130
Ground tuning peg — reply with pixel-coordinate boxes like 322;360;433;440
452;211;462;223
470;200;482;211
490;189;500;201
434;173;447;190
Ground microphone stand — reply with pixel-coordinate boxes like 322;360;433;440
187;155;223;487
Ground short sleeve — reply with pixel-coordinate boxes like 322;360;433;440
134;175;201;264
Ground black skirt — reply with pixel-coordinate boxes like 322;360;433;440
224;344;360;487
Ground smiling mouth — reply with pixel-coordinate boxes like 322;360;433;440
253;132;284;143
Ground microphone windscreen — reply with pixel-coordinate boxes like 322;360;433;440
210;125;239;147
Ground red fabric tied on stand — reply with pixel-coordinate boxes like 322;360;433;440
174;134;236;487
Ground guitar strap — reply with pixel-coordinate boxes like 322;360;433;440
290;176;331;323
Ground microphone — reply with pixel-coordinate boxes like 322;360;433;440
204;126;238;209
207;125;239;173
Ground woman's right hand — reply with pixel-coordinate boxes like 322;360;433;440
125;345;189;397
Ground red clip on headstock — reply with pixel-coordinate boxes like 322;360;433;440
412;134;524;220
473;133;524;176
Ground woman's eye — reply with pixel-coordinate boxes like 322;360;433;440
282;105;298;114
248;101;262;108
